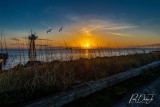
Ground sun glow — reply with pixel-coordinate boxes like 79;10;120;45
85;43;89;47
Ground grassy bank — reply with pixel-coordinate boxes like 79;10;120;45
0;52;160;106
64;66;160;107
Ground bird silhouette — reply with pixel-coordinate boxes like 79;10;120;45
59;27;63;32
47;28;52;34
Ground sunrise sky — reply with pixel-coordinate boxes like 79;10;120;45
0;0;160;48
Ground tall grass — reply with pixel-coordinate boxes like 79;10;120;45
0;51;160;105
12;39;160;65
1;39;160;105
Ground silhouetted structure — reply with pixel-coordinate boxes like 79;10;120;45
28;30;38;61
0;30;8;70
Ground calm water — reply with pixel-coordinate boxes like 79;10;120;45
2;48;160;70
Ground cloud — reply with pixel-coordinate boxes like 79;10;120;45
79;24;137;37
10;43;26;46
10;37;54;42
107;32;130;37
10;37;24;41
141;43;160;47
10;43;49;47
35;44;48;46
67;14;83;22
37;38;54;41
66;17;139;37
95;26;139;31
68;16;80;21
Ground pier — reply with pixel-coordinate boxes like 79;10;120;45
0;53;8;70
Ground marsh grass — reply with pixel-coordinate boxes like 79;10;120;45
0;51;160;105
65;65;160;107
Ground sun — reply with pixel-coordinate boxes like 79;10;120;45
85;44;89;47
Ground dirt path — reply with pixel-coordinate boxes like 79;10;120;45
114;77;160;107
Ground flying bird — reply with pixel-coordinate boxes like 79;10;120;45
59;27;63;32
47;28;53;34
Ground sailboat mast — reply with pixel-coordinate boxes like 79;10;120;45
4;37;7;52
1;30;2;54
1;29;4;54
